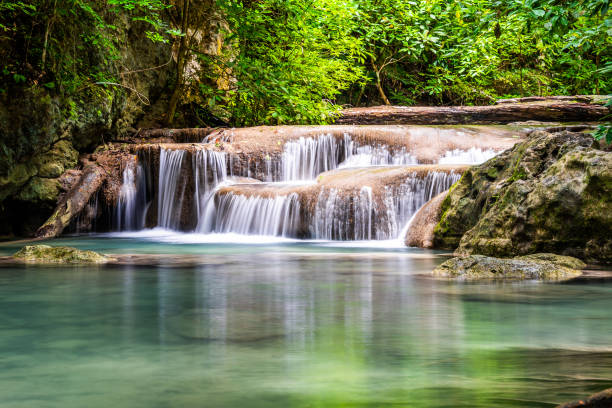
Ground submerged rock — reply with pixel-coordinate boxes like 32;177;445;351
13;245;110;264
556;387;612;408
433;130;612;264
433;254;583;280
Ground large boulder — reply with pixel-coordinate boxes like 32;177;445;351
433;131;612;264
433;254;583;280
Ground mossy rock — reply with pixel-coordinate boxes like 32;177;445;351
13;245;110;264
517;253;586;269
433;254;583;280
433;130;612;264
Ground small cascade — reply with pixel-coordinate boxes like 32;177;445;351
201;191;301;236
338;145;417;168
282;134;347;181
438;147;497;165
115;161;147;231
281;133;420;181
158;149;187;230
194;149;228;220
109;125;513;238
311;171;461;240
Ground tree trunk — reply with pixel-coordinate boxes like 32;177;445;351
35;165;106;239
166;0;191;126
337;98;609;125
371;59;390;106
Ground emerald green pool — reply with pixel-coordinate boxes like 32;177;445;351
0;233;610;407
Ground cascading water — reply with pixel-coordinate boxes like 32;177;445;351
281;134;419;181
281;135;347;181
115;162;147;231
158;149;187;230
194;149;227;221
111;128;501;239
338;145;417;168
438;147;497;165
201;191;301;237
311;171;461;240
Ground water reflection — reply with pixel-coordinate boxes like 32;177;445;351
0;244;610;408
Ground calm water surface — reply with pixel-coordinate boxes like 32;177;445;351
0;233;611;408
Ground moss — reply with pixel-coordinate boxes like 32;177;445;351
517;253;586;269
433;254;582;280
486;167;498;179
17;178;61;203
507;167;527;182
13;245;111;264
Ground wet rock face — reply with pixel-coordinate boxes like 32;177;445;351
404;191;448;248
13;245;110;264
433;254;583;280
433;131;612;264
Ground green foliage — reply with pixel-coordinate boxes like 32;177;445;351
351;0;612;105
0;0;173;95
200;0;610;125
212;0;364;126
0;0;174;173
593;125;612;143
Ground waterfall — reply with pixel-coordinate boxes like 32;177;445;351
115;162;147;231
202;192;301;236
338;145;417;168
310;171;461;240
281;133;421;181
354;187;373;240
194;149;227;221
438;147;497;165
109;128;493;238
158;149;186;230
281;134;347;181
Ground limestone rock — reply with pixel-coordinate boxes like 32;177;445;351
433;254;583;280
17;178;61;203
433;131;612;264
405;191;448;248
13;245;110;264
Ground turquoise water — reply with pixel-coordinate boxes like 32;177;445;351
0;233;611;407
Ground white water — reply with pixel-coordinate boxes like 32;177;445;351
438;147;497;165
194;149;227;221
282;134;347;181
111;131;498;241
282;134;419;181
201;192;301;237
158;149;186;230
281;133;494;182
311;171;460;240
115;162;146;231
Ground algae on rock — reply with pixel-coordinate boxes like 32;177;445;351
433;130;612;264
433;253;583;280
13;245;110;264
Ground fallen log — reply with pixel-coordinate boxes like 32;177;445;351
135;128;215;143
35;164;107;238
337;99;608;125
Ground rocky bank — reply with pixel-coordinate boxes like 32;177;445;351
432;129;612;264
